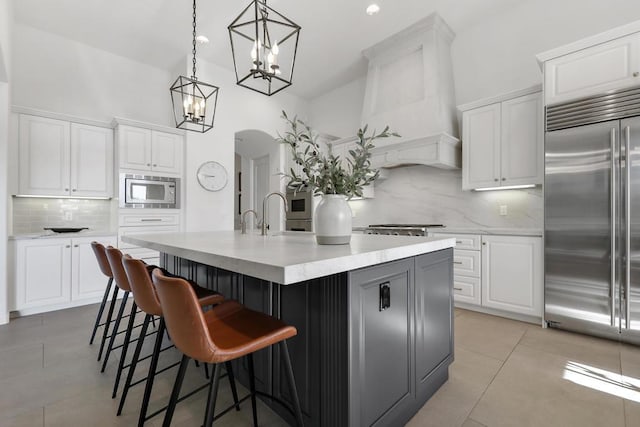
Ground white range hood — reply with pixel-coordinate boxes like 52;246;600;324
358;13;461;169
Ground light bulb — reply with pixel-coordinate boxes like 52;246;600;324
366;4;380;15
250;41;258;61
199;99;206;117
271;41;279;55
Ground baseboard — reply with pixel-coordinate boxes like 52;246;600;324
10;294;124;318
455;302;543;326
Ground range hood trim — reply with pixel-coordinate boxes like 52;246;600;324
370;132;460;170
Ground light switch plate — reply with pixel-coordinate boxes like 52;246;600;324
499;205;508;216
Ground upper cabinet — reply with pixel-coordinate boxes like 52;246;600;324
19;114;113;197
541;32;640;106
459;88;543;191
117;124;183;175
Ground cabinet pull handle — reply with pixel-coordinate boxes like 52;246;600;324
153;164;157;167
141;218;162;222
64;188;69;191
453;261;463;265
453;287;463;291
455;240;463;243
502;177;506;181
379;282;391;311
65;245;71;248
634;72;639;77
146;163;151;166
494;178;498;182
482;242;486;245
72;189;77;192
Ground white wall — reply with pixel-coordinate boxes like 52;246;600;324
308;76;366;137
451;0;640;105
11;24;174;125
180;58;308;232
0;0;13;324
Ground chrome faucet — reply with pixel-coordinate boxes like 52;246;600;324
262;192;288;235
240;209;259;234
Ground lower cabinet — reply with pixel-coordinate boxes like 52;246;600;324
12;235;116;313
349;249;453;427
481;235;543;317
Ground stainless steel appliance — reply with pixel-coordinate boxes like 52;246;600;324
545;86;640;344
364;224;444;236
119;174;180;209
286;189;313;220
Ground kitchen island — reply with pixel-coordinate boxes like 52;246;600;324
123;231;455;427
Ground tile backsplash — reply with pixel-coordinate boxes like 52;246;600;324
12;198;112;235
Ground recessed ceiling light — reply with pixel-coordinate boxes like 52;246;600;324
366;4;380;15
196;35;209;44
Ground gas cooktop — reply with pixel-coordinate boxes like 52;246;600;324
364;224;445;236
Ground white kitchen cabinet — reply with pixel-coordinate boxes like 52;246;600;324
543;32;640;106
461;91;543;190
118;125;183;175
481;235;542;317
71;236;117;301
19;115;71;196
70;124;114;197
431;232;482;306
18;115;114;197
13;235;116;313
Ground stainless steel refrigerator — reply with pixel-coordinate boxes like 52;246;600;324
545;86;640;344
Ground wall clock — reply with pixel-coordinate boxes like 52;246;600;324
197;161;228;192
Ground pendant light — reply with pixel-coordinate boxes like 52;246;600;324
170;0;219;133
228;0;301;96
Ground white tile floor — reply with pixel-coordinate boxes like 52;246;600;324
1;305;639;426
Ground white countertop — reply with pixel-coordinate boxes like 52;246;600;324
431;227;543;237
123;231;455;285
9;230;117;240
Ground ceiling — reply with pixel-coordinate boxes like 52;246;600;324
14;0;523;100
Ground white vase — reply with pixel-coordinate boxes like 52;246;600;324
314;194;352;245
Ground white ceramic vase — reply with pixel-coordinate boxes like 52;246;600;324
314;194;352;245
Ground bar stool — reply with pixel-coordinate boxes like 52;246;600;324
152;269;304;427
115;252;237;426
89;242;121;359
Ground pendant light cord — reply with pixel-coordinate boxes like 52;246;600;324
192;0;197;79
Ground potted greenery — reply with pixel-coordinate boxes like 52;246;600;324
277;111;398;245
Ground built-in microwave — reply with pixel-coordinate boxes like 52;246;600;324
119;174;180;208
286;189;313;220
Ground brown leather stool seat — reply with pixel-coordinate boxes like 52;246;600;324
116;253;233;426
152;269;304;427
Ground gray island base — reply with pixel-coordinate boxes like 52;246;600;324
123;232;455;427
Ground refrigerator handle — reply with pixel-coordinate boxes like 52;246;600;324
611;127;617;328
625;125;631;330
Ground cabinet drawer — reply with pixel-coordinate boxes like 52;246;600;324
118;225;179;249
119;213;180;227
453;276;481;305
453;249;481;278
431;233;480;250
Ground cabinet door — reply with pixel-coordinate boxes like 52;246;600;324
151;131;183;174
118;126;152;171
19;115;71;196
414;250;453;400
481;235;542;317
70;124;114;197
545;33;640;106
71;236;116;301
500;92;543;186
453;275;481;306
349;258;414;427
462;104;501;190
15;239;72;310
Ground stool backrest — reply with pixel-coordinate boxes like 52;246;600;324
152;269;216;362
105;246;132;292
122;255;163;316
91;242;113;278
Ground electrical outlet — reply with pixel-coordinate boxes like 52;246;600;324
64;211;73;221
499;205;508;216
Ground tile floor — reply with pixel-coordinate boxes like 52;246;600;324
0;305;638;426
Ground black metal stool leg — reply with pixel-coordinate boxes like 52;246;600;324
138;318;165;427
90;277;113;344
101;291;129;372
162;353;190;427
203;363;223;427
118;314;151;416
225;361;241;411
98;286;120;361
112;301;138;398
248;353;259;427
281;341;304;427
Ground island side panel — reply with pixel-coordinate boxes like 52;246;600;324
161;253;350;427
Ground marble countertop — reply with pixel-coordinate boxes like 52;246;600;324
9;230;117;240
123;231;455;285
430;227;543;237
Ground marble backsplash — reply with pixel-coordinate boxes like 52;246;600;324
11;197;112;235
349;166;543;229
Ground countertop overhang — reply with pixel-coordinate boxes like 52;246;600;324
123;231;456;285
